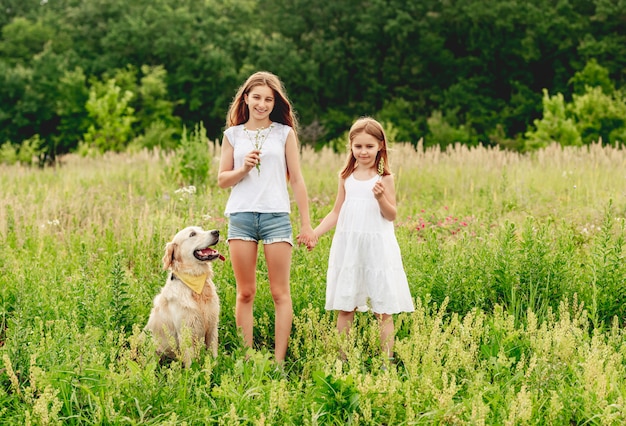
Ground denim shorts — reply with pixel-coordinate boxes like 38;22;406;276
227;212;293;245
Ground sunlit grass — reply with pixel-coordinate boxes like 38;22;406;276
1;143;626;424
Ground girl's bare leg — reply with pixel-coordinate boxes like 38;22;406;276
336;310;355;359
264;242;293;363
229;240;259;349
337;310;355;335
376;313;395;358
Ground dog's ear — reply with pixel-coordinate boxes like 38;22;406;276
162;242;177;270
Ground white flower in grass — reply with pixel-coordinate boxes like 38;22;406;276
175;185;196;195
174;185;197;200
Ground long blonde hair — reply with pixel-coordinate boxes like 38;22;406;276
225;71;298;130
340;117;391;179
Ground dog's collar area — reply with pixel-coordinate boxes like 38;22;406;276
171;271;208;294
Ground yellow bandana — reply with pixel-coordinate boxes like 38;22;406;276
175;272;208;294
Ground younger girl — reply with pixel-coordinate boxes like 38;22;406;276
309;117;414;358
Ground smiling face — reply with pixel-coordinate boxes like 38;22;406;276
244;84;275;125
351;133;381;169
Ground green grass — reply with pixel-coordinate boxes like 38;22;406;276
1;143;626;424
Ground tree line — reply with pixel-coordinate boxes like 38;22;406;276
1;0;626;163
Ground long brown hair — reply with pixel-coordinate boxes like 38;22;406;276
226;71;298;130
340;117;391;179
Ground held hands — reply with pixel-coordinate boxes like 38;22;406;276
296;227;318;251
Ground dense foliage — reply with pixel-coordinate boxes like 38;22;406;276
2;0;626;161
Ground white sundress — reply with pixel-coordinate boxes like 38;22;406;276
325;174;415;314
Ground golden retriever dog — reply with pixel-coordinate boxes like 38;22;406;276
145;226;224;366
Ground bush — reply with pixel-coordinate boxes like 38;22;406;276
526;61;626;149
164;122;213;188
0;141;18;165
569;86;626;145
426;110;472;149
81;79;136;154
524;90;582;149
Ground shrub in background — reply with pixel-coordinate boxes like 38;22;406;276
163;122;212;188
80;78;136;154
569;86;626;146
426;109;472;149
0;135;43;166
0;141;18;165
526;60;626;149
524;90;582;149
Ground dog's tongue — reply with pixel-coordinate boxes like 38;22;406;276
197;247;226;261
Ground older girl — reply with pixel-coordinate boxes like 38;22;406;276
218;71;315;363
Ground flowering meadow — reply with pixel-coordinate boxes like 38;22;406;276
1;142;626;424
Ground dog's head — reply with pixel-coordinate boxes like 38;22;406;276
162;226;225;272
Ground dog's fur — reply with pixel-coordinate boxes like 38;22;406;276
145;226;222;365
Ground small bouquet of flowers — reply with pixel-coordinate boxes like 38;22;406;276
244;124;275;175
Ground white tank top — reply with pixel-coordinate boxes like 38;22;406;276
223;122;291;215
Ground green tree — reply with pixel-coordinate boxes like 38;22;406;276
527;60;626;148
569;86;626;145
569;58;614;95
0;0;42;33
427;110;472;148
0;17;54;66
3;0;626;153
525;90;582;149
136;65;180;131
0;12;83;161
580;0;626;87
76;0;244;138
130;65;181;151
82;78;136;153
54;67;90;155
435;0;590;145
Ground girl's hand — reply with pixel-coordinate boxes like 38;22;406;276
297;229;318;251
373;180;385;199
243;149;261;172
372;175;397;221
305;237;318;251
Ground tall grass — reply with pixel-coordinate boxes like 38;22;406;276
1;143;625;424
